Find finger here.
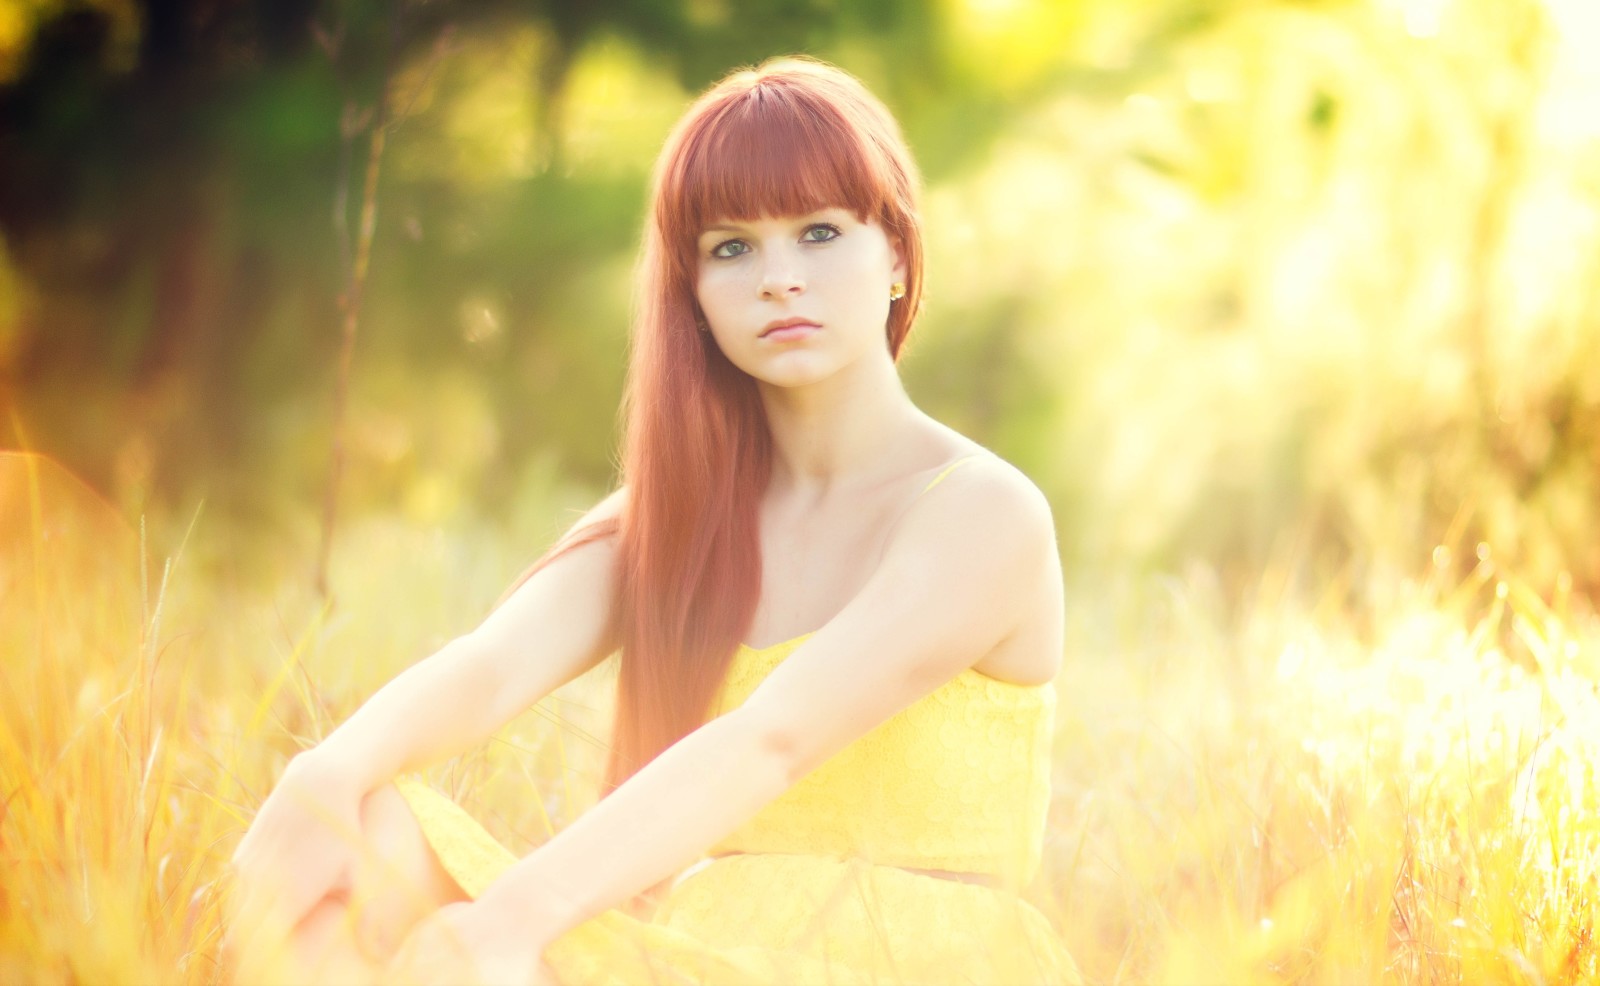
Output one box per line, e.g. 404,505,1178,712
221,894,291,986
265,846,354,934
534,958,561,986
387,933,427,986
390,922,460,986
229,859,314,970
228,857,281,935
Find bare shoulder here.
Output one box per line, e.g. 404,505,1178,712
534,484,627,566
903,451,1056,551
965,452,1051,511
885,451,1061,661
858,451,1058,649
571,483,628,538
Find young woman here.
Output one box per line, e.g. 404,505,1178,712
228,56,1082,985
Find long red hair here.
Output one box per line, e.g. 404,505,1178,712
503,56,926,796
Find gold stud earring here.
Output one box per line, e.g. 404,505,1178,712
889,282,906,302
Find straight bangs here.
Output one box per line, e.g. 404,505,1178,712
663,82,896,250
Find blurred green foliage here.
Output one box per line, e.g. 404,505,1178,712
1,0,1596,603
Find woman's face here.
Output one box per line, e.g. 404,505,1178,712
693,207,906,385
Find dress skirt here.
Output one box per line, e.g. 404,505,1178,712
395,780,1083,985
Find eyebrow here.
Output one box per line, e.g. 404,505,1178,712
698,210,846,236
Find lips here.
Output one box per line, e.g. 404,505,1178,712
761,318,821,338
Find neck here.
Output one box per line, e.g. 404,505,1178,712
756,350,924,500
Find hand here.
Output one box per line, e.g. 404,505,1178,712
389,900,560,986
224,753,365,971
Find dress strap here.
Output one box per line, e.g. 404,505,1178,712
872,453,990,563
918,453,987,495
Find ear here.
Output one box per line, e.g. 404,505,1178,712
888,233,908,284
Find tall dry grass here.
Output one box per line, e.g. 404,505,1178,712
0,452,613,983
5,449,1599,984
1048,551,1600,983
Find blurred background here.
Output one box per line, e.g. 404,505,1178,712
7,3,1600,981
1,0,1597,606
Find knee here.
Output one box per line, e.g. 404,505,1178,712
347,784,463,957
359,784,426,868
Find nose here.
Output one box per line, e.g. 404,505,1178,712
757,244,805,299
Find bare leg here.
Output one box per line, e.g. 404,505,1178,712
347,784,467,957
260,784,467,984
286,896,378,986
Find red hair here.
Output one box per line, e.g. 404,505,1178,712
502,56,926,798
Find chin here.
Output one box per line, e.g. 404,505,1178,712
746,354,839,387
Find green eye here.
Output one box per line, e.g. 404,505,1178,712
710,240,749,259
804,224,842,242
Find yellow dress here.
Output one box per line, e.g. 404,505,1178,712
397,457,1083,985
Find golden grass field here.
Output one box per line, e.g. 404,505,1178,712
5,450,1599,985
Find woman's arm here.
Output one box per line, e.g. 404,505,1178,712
469,461,1059,954
230,489,626,952
303,488,627,791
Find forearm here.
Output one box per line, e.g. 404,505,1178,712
476,708,791,943
305,636,513,793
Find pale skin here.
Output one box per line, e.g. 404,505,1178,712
226,205,1066,986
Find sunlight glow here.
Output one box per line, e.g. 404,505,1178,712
1380,0,1454,38
1406,3,1446,38
1537,0,1600,143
